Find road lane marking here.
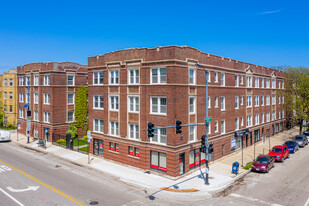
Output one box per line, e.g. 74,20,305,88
0,188,24,206
0,160,85,206
0,165,12,173
230,193,283,206
304,197,309,206
7,186,40,192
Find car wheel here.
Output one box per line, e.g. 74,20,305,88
282,157,285,163
266,167,269,173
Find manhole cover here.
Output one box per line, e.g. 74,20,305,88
89,200,99,205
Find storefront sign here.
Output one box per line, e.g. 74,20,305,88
231,138,236,149
234,128,249,137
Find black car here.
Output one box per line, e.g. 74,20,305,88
294,135,308,147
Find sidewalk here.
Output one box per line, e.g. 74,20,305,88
7,128,299,199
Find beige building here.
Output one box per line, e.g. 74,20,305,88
1,69,17,126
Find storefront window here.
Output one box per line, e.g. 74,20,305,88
189,149,205,170
150,151,167,173
93,139,103,156
109,142,114,151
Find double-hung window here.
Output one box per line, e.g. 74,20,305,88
221,120,225,134
254,77,259,88
67,112,74,122
189,97,196,114
19,109,24,118
129,124,139,140
44,93,50,104
278,80,281,89
255,114,259,125
109,96,119,111
151,128,167,144
19,93,24,102
93,119,104,133
240,75,243,84
110,121,119,136
19,77,24,86
266,79,270,88
151,97,166,115
34,111,39,121
272,95,276,105
261,78,264,88
34,93,38,104
129,69,139,84
109,70,119,85
246,95,252,107
235,75,239,87
128,96,139,112
67,75,74,86
247,115,252,127
241,96,244,105
235,118,239,130
246,76,252,88
261,113,264,123
93,72,103,85
272,111,276,120
214,72,218,82
44,112,50,123
9,92,13,100
34,75,39,86
278,96,281,104
151,68,166,84
272,79,276,89
68,93,75,105
189,69,195,84
25,77,30,86
26,93,30,103
235,96,239,109
261,95,264,106
215,121,218,133
255,95,259,107
266,112,270,122
221,96,225,111
44,75,50,86
221,73,225,86
208,96,211,108
266,95,270,105
189,126,196,142
9,79,13,86
215,97,218,108
93,95,103,109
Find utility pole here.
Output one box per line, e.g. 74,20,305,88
27,77,30,143
205,70,210,185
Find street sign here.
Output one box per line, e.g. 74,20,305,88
204,117,212,123
23,104,29,108
87,130,92,143
231,138,236,149
17,123,21,130
26,119,31,132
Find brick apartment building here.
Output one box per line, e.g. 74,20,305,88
17,62,87,141
87,46,286,178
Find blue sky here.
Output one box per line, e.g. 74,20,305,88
0,0,308,73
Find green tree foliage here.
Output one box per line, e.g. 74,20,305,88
66,123,78,139
74,84,88,136
280,67,309,134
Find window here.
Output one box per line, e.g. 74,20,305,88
215,96,218,108
34,93,38,104
261,95,264,106
261,78,264,88
221,96,225,111
254,95,259,107
44,112,50,123
241,116,244,126
151,151,167,173
109,142,114,151
44,93,50,104
235,75,239,87
44,75,50,86
189,69,195,84
129,69,139,84
4,92,7,100
109,70,119,85
266,79,270,88
235,118,239,130
266,112,270,122
129,124,139,140
151,128,167,144
272,95,276,105
9,79,13,86
207,122,211,134
9,105,13,112
19,93,24,102
19,77,24,86
67,112,74,122
282,96,284,104
151,97,166,114
34,129,39,139
272,111,276,120
261,113,264,123
282,110,285,118
19,109,24,118
34,111,39,121
93,119,104,133
93,95,103,109
128,146,140,157
109,96,119,111
255,114,259,125
282,81,284,89
189,126,196,142
266,95,270,105
241,96,244,105
93,72,104,85
67,75,74,86
151,68,166,84
254,77,259,88
4,79,7,86
26,93,30,103
278,80,281,89
214,72,218,82
240,75,244,84
278,96,281,104
221,73,225,86
67,93,75,105
215,121,218,133
246,95,252,107
247,115,252,127
208,96,211,108
110,121,119,136
9,92,13,100
128,96,139,112
25,77,30,86
4,105,7,112
109,142,119,152
246,76,252,88
207,70,211,82
34,75,39,86
272,79,276,89
221,120,225,134
189,97,196,113
235,96,239,109
278,110,281,119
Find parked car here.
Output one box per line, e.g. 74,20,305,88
303,131,309,142
251,155,275,173
269,145,289,162
0,131,10,142
294,135,308,147
283,140,299,153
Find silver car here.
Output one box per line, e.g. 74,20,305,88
0,131,10,142
294,135,308,147
303,131,309,142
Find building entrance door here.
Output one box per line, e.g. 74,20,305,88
179,153,185,175
44,128,50,142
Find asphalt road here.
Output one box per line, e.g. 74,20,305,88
0,141,170,206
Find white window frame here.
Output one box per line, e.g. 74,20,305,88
128,96,139,112
19,77,24,86
9,92,13,100
246,95,252,108
272,111,276,121
261,95,264,106
255,114,259,125
235,96,239,109
9,79,13,86
151,128,167,145
67,75,75,86
128,69,139,84
189,126,196,142
34,111,39,121
240,75,244,84
93,72,104,85
235,75,239,87
109,121,119,136
43,93,50,105
254,95,259,107
235,117,239,130
25,76,30,86
266,112,270,122
241,96,244,105
272,95,276,105
109,70,119,85
215,96,218,108
221,72,225,86
93,95,104,109
109,95,119,111
207,96,211,109
189,97,196,114
246,76,252,88
129,124,139,140
254,77,259,88
266,95,270,105
261,113,264,123
19,109,24,118
266,79,270,88
93,118,104,133
261,78,264,88
247,115,252,127
221,96,225,111
241,116,244,126
19,93,24,103
221,120,225,134
34,75,39,86
189,68,196,85
67,111,74,122
67,93,75,105
272,79,276,89
26,93,30,103
214,72,218,83
151,68,167,84
44,112,50,123
34,93,38,104
150,97,167,115
44,75,50,86
215,121,218,133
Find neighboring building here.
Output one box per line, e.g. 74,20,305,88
1,69,17,126
17,62,87,141
87,46,286,177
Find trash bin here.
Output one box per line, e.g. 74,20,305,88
232,161,239,175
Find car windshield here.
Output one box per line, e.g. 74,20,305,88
295,136,303,140
271,148,282,153
285,141,295,146
255,157,268,163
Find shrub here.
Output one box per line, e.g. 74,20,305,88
56,139,66,144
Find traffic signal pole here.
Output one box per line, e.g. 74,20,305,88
27,77,30,143
205,70,210,185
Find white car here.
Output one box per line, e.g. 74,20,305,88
0,131,10,142
303,131,309,142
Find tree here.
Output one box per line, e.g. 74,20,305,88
74,84,88,137
280,67,309,134
66,123,78,139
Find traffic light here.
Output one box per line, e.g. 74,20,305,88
208,142,214,154
147,122,154,138
27,110,32,118
175,120,182,134
201,135,206,153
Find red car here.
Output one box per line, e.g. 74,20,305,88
251,155,275,173
268,145,290,162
